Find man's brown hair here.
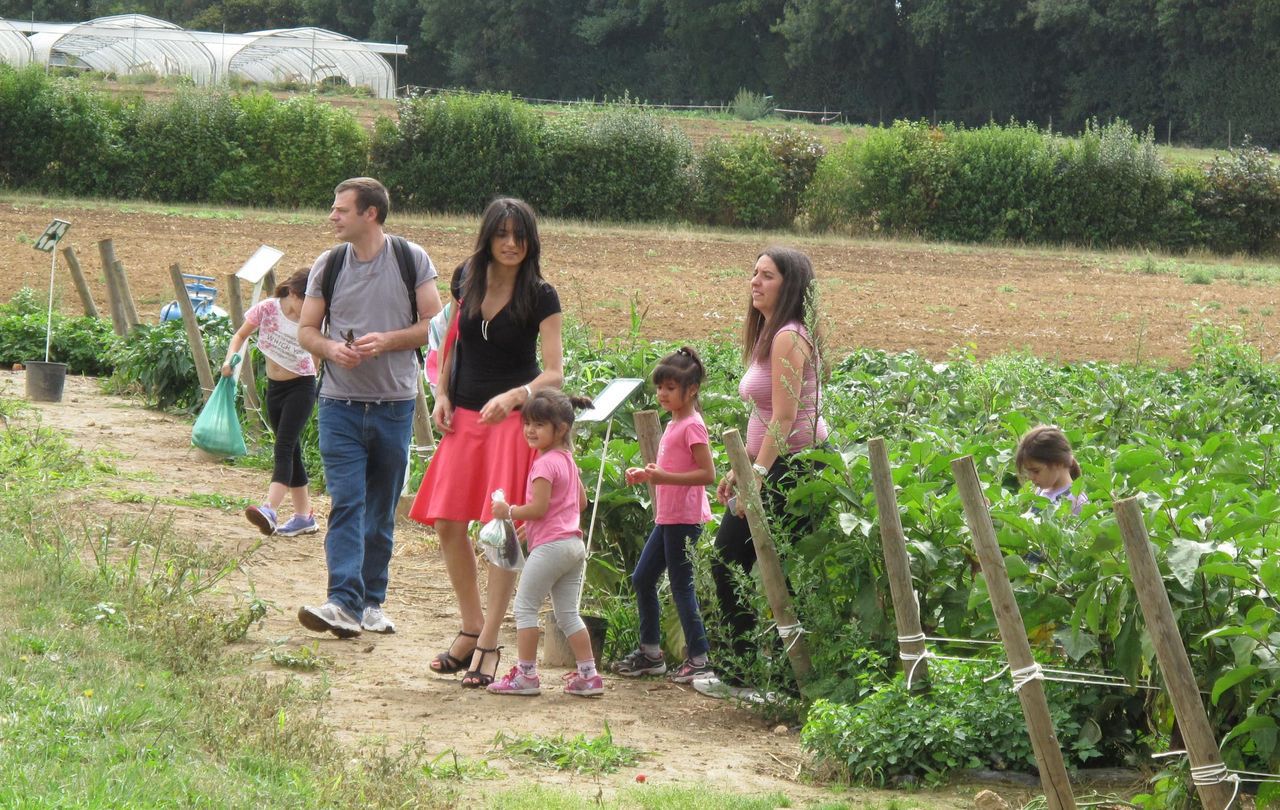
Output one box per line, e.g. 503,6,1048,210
334,177,390,224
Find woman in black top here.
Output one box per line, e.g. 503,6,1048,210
409,197,564,687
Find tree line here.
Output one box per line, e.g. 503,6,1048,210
7,0,1279,147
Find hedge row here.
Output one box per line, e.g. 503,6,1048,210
2,65,1278,253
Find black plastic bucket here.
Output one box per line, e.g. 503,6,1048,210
25,361,67,403
582,614,608,664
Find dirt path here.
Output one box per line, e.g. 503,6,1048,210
1,372,977,807
4,198,1280,365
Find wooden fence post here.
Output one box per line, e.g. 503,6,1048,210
868,437,929,689
952,455,1076,810
723,428,812,683
224,274,261,436
61,246,98,318
634,410,662,514
97,239,127,336
112,260,140,329
168,264,215,403
1115,496,1235,810
412,383,434,453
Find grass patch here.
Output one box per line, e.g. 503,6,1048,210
492,722,641,774
484,784,798,809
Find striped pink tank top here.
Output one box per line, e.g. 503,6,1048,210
738,322,828,457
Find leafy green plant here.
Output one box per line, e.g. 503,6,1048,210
108,315,234,411
492,722,641,774
0,289,118,374
730,88,772,121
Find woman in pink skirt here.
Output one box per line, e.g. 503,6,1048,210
409,197,564,688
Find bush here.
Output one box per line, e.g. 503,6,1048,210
0,289,117,375
731,88,772,121
371,92,545,213
694,134,803,228
0,65,129,196
124,90,248,203
110,317,233,411
539,103,693,222
1194,141,1280,254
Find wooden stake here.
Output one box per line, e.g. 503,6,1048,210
1115,497,1235,810
723,428,812,683
634,410,662,513
868,438,928,689
61,246,98,318
168,264,216,403
224,275,261,434
412,382,434,452
952,455,1076,810
112,260,140,329
97,239,127,337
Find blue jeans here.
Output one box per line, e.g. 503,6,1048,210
632,523,709,658
317,397,414,615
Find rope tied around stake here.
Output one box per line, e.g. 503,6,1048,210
774,622,807,653
1152,748,1280,810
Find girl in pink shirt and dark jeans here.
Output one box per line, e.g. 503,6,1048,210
614,348,717,683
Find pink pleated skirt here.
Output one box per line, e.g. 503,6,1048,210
408,407,534,526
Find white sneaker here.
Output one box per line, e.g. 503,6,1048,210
297,601,362,638
361,604,396,634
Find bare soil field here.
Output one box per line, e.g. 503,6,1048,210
4,197,1279,364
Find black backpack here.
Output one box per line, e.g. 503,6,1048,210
320,235,423,365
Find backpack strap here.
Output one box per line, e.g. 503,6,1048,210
320,243,348,336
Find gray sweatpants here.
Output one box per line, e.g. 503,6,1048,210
513,537,587,638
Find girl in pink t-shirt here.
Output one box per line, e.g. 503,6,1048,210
614,347,717,683
488,388,602,697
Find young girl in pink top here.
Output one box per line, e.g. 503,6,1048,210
487,388,603,698
614,348,717,683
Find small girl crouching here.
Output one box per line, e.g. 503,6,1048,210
488,388,602,697
1016,425,1086,515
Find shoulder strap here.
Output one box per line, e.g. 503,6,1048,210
320,243,348,333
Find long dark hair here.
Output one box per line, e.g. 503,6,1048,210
1016,425,1082,480
274,269,309,299
459,197,545,326
742,246,823,367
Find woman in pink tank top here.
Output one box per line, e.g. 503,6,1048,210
695,246,828,699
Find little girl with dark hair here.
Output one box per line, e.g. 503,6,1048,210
1016,425,1086,515
614,347,717,683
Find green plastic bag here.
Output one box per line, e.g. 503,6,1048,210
192,354,247,457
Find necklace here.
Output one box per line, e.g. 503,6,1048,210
481,318,491,341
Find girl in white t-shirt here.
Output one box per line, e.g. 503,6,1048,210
222,270,319,537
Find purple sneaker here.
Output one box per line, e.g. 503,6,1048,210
563,671,604,697
487,666,541,696
276,512,318,537
245,504,277,536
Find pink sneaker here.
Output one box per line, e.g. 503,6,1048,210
487,666,541,696
563,670,604,697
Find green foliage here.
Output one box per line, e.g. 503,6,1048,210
371,92,546,213
0,289,117,375
694,135,787,228
731,89,772,121
540,103,694,222
1195,141,1280,254
109,317,234,411
492,723,640,774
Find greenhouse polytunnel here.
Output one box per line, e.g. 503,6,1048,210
29,14,215,83
0,18,34,68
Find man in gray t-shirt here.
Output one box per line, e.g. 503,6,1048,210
295,177,443,639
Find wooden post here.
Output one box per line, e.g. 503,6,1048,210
97,239,127,336
1115,497,1235,810
112,260,140,329
61,246,98,318
868,437,928,689
723,428,812,683
952,455,1076,810
412,382,434,452
168,264,216,403
224,275,261,435
634,410,662,513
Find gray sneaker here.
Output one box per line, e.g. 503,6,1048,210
298,601,362,638
361,604,396,634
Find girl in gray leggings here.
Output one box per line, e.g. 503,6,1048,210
486,389,603,697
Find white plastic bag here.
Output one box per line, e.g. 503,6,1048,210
478,489,524,571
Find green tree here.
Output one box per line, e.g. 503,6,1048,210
660,0,788,102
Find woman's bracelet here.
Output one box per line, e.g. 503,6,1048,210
522,384,533,401
752,463,768,477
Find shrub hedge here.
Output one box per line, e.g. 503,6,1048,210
2,65,1279,253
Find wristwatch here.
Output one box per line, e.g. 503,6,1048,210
751,463,768,477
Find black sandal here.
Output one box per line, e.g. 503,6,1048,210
461,646,502,689
430,631,479,675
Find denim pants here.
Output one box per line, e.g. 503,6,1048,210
317,396,414,615
633,523,709,658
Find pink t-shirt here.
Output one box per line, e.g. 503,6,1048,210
739,322,828,456
655,413,712,525
245,298,316,377
523,448,583,550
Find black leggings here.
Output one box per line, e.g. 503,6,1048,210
266,376,316,488
710,453,823,684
